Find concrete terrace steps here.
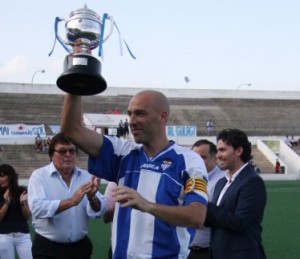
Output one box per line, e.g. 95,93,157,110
169,98,300,135
0,144,88,178
0,93,130,125
251,146,275,174
0,144,275,179
0,92,300,136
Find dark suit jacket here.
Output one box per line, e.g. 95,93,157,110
205,164,267,259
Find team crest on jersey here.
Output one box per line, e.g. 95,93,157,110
185,177,207,194
161,158,172,171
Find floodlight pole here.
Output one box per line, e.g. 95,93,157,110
236,83,251,90
31,69,45,84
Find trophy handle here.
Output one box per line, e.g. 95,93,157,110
49,17,71,56
102,15,114,42
98,13,115,57
97,13,136,59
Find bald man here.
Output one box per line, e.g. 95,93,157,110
61,90,208,258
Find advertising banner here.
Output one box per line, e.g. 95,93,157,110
166,125,197,137
0,124,46,138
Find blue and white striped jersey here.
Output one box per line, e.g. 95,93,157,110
88,136,208,259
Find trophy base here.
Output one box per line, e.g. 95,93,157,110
57,54,107,96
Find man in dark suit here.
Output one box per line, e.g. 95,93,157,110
205,128,267,259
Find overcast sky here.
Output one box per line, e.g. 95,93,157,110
1,0,300,91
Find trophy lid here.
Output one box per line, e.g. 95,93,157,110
69,4,100,22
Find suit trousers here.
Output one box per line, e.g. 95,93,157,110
187,246,210,259
32,233,92,259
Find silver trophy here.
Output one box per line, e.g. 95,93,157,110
52,5,114,95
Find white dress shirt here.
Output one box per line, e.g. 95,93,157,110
216,163,248,206
28,162,107,243
190,165,224,248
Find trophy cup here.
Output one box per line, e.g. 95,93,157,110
50,5,114,95
49,4,136,95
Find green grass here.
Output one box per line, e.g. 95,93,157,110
87,185,112,259
263,181,300,259
88,218,111,259
28,181,300,259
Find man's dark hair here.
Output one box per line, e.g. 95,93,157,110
48,133,78,159
192,139,217,157
216,128,252,163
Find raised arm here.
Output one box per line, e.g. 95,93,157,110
60,94,103,157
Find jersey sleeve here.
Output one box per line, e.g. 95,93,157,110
88,136,139,182
183,150,208,206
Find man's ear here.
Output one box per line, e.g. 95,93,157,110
160,111,168,123
235,146,243,158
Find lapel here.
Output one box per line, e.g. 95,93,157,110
218,164,252,207
212,177,227,204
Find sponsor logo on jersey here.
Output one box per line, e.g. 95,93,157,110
141,163,159,170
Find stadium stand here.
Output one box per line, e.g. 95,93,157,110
0,83,300,179
0,144,89,178
1,92,300,136
168,98,300,136
0,143,274,179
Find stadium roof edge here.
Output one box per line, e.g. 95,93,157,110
0,82,300,100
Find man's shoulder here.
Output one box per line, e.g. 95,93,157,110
210,166,225,179
172,142,191,152
103,135,141,156
171,144,208,178
173,144,206,163
29,164,52,181
240,165,265,184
